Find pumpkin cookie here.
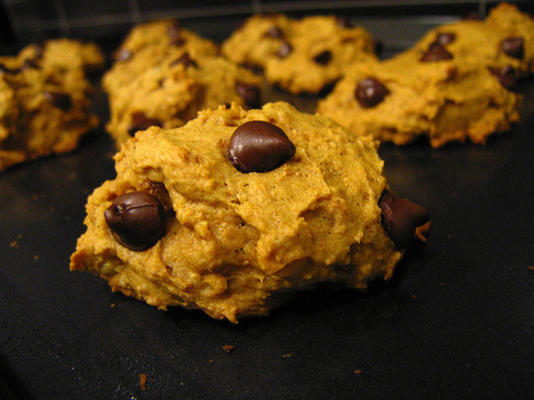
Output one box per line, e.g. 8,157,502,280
407,2,534,79
70,102,429,322
0,39,101,171
317,51,522,147
222,14,377,94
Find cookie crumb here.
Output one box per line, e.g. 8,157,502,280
34,255,39,261
138,373,147,391
281,353,294,358
10,240,19,248
208,359,214,363
410,294,417,299
222,344,235,353
354,369,362,375
528,266,534,271
110,303,116,308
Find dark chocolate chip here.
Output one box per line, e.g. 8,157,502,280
128,112,162,136
277,41,292,59
114,48,132,62
168,19,185,46
235,81,261,108
435,32,456,46
355,78,389,108
105,191,166,251
43,91,72,111
420,43,453,62
170,52,198,68
379,189,429,249
21,58,39,70
264,26,284,39
228,121,295,173
489,65,517,90
335,16,352,28
501,37,524,59
313,50,332,66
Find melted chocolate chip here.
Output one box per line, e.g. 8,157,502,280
170,52,198,68
105,191,166,251
420,43,453,62
313,50,332,66
167,19,185,46
228,121,295,173
277,41,292,59
264,26,284,39
355,78,389,108
43,91,72,111
379,189,429,249
435,32,456,46
501,37,524,59
128,112,162,136
114,48,132,62
489,66,517,90
235,81,261,108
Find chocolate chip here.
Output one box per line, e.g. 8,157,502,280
170,52,198,68
489,65,516,90
105,191,166,251
277,41,292,59
379,189,429,249
335,16,352,28
228,121,295,173
128,112,162,136
501,37,524,59
435,32,456,46
235,81,261,108
355,78,389,108
313,50,332,66
113,48,132,62
420,43,453,62
167,19,185,46
43,91,72,111
264,26,284,39
21,58,39,70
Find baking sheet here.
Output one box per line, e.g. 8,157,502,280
1,19,534,400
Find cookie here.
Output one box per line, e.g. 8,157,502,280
317,52,522,147
105,51,262,146
0,40,101,171
103,19,219,96
222,14,377,94
70,102,429,322
18,38,105,75
407,2,534,79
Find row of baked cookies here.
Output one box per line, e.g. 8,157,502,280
318,2,534,147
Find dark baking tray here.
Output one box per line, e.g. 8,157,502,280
1,16,534,400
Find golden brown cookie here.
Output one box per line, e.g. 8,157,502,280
70,102,429,322
105,51,262,146
0,40,101,171
222,14,377,94
317,49,522,148
407,2,534,79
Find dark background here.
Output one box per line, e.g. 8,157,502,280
1,1,534,399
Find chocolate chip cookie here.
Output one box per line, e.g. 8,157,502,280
0,39,102,171
70,102,429,322
317,55,522,147
103,19,262,146
408,2,534,81
222,14,377,94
